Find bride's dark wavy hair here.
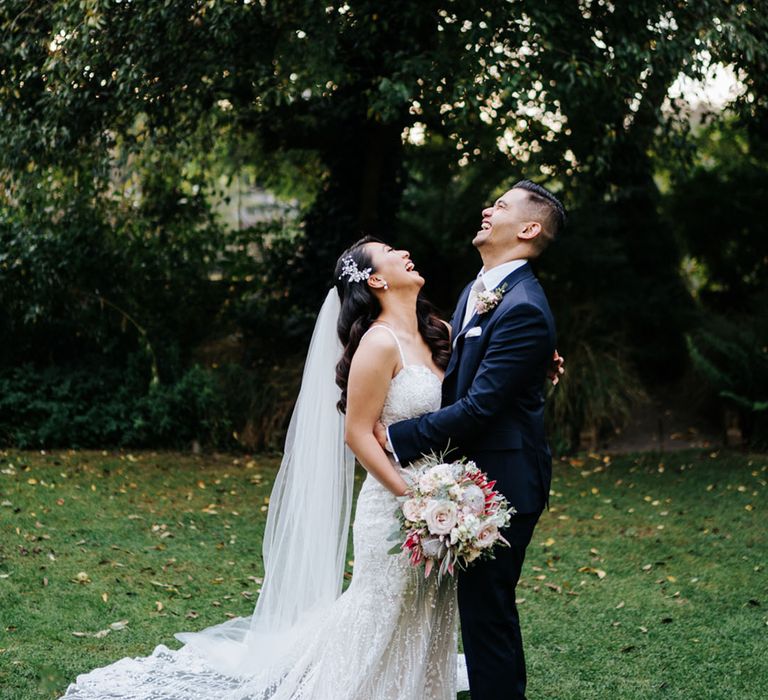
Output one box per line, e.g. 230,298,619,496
334,236,450,413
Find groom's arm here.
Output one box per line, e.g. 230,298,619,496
387,303,550,465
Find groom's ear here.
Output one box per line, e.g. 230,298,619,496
518,221,542,241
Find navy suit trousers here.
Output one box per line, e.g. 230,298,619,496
458,510,542,700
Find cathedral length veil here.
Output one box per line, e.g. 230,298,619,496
175,288,356,678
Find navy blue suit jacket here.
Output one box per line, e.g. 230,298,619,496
388,262,555,514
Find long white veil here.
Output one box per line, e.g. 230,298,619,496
175,288,355,676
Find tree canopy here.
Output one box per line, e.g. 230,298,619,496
1,1,766,448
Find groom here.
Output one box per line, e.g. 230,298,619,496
377,180,564,699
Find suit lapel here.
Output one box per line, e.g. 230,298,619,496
445,262,535,381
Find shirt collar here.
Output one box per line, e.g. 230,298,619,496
478,259,528,291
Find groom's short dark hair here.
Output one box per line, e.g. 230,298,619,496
512,180,566,249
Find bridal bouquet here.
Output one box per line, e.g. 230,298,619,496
389,456,516,580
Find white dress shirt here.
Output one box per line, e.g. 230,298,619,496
386,258,528,463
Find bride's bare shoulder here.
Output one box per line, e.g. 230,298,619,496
348,326,400,388
356,325,399,361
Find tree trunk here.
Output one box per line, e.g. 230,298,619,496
294,119,406,305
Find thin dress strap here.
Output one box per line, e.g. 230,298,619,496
361,323,408,367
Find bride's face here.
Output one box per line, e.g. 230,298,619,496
365,242,424,291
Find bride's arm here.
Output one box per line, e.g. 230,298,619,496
344,331,411,497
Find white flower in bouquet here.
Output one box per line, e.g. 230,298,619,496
448,484,463,500
461,484,486,515
451,514,479,544
424,499,458,536
418,471,439,494
419,464,455,494
490,510,512,529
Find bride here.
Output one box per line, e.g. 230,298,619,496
61,236,467,699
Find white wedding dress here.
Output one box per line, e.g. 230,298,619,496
61,325,467,699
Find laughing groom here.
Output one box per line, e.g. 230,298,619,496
377,180,565,699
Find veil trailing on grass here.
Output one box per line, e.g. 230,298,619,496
175,288,356,676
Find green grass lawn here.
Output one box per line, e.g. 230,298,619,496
0,448,766,700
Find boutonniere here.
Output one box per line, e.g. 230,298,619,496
475,283,508,315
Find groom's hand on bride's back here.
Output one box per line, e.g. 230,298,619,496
548,350,565,386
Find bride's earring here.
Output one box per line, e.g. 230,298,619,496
382,280,389,290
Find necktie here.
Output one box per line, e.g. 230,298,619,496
462,276,486,329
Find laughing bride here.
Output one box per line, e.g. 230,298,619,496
62,236,468,699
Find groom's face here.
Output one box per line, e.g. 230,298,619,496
474,188,531,251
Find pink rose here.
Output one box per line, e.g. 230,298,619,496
424,499,458,536
402,498,425,523
475,522,499,549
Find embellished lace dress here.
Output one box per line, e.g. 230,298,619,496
61,325,466,699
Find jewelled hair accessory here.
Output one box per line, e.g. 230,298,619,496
339,255,372,283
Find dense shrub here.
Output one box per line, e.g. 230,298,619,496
686,310,768,447
0,360,232,449
545,305,648,453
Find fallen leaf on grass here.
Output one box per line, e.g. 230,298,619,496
578,566,606,579
150,580,179,593
72,620,128,638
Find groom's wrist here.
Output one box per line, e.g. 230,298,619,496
385,427,400,464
